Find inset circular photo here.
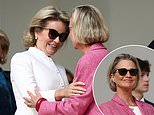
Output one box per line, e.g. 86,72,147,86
93,45,154,114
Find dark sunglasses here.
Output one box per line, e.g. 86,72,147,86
43,28,69,42
114,68,138,76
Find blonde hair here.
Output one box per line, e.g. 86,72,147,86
0,29,10,64
24,6,69,48
107,54,140,92
71,4,109,44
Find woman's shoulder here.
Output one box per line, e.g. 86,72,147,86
137,100,154,109
11,50,31,63
56,64,65,71
99,100,115,109
77,48,109,69
12,50,28,59
98,100,117,114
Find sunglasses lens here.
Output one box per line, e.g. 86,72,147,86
59,33,69,42
48,29,69,42
130,69,138,76
48,29,59,40
117,68,138,76
118,69,127,76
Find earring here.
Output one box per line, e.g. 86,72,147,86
0,58,5,64
35,36,38,40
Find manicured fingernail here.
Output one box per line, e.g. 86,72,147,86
82,83,85,85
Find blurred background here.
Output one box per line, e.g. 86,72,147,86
0,0,154,75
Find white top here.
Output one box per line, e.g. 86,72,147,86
11,47,69,115
129,106,142,115
136,96,145,102
140,97,145,102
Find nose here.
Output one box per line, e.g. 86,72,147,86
125,71,132,77
143,75,149,81
53,36,60,43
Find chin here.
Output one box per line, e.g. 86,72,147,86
143,88,149,92
73,43,79,49
74,47,78,49
73,44,78,49
48,51,56,56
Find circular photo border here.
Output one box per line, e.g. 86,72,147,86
93,45,154,113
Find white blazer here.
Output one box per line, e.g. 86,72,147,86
11,47,69,115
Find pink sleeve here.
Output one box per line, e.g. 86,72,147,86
38,57,97,115
38,44,108,115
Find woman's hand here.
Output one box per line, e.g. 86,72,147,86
23,90,42,108
55,82,86,101
24,81,86,107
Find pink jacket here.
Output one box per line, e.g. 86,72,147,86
38,43,109,115
99,94,154,115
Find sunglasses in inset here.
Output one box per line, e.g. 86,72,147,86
115,68,138,76
43,28,69,42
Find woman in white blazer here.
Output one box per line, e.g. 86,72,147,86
11,6,85,115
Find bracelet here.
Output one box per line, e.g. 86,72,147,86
35,98,47,111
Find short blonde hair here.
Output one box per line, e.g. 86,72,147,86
0,29,10,64
71,4,109,44
107,54,140,92
24,6,69,48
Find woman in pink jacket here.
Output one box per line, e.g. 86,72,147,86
99,54,154,115
24,4,109,115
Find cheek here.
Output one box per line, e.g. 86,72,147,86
69,31,74,41
133,77,138,86
113,74,122,82
111,75,119,84
37,30,49,41
69,34,76,44
59,42,63,48
138,78,142,84
114,78,120,84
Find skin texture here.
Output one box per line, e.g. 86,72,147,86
35,21,64,56
133,71,149,100
24,81,86,108
111,59,138,106
23,18,92,109
23,20,86,106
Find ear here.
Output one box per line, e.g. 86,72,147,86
111,74,115,82
34,32,38,39
34,28,41,38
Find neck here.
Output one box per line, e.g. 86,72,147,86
132,90,143,100
117,88,136,106
78,44,91,54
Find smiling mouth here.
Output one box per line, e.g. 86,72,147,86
123,79,134,83
144,84,149,87
48,43,58,48
125,81,133,83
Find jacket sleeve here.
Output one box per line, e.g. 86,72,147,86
11,53,56,101
38,57,96,115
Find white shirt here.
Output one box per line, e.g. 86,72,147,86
11,47,69,115
129,106,142,115
140,97,145,102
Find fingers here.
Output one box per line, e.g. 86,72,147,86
35,90,42,97
66,82,86,96
72,82,85,86
70,82,86,92
23,97,34,108
71,89,85,95
24,101,32,107
72,86,86,92
27,91,38,106
27,91,35,99
23,97,31,103
23,90,42,108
